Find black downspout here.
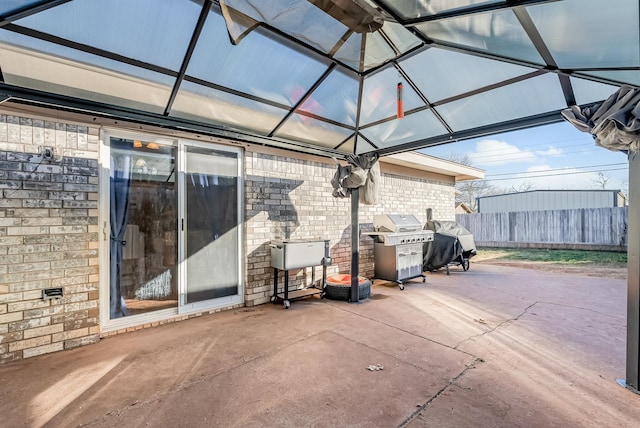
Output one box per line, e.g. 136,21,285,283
350,187,360,303
622,151,640,393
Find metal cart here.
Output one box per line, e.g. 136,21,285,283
270,239,331,308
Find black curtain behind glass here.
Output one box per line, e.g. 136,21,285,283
186,172,238,302
110,154,131,318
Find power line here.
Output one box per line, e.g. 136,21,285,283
485,162,628,177
442,135,593,157
483,167,628,182
468,142,629,163
468,147,602,164
456,134,590,153
465,142,594,160
436,144,612,165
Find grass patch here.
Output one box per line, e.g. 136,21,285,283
475,247,627,267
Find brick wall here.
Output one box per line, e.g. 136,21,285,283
0,114,100,363
244,149,455,306
0,110,456,362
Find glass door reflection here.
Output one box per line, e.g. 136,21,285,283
109,137,178,319
183,145,242,305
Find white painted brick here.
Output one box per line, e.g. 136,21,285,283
8,335,51,352
64,300,98,312
52,327,88,342
23,323,64,339
7,299,50,313
0,112,99,363
0,293,22,304
23,342,64,358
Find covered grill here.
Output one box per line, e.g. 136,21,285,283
423,220,477,275
365,214,434,290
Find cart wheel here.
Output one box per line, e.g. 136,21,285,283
462,259,470,271
284,300,290,309
422,276,426,283
445,265,450,275
399,284,405,291
270,296,277,303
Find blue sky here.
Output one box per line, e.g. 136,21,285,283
420,121,629,194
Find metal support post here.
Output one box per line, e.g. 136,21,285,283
350,188,360,303
622,150,640,393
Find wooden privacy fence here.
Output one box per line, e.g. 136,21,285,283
456,207,628,250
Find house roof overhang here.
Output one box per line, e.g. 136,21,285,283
382,151,484,181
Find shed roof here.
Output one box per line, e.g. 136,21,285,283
0,0,635,158
477,189,625,200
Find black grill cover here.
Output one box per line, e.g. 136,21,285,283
423,220,477,271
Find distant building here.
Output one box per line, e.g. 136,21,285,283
477,190,627,213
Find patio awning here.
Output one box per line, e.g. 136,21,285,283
0,0,637,158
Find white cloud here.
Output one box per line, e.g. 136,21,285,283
469,139,536,166
535,145,563,157
466,140,564,167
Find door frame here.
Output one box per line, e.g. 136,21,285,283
177,139,245,314
99,129,245,332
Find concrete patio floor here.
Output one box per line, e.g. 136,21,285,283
1,263,639,427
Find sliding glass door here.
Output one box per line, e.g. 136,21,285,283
180,143,243,311
104,133,243,327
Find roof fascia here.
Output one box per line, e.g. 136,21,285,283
381,151,485,181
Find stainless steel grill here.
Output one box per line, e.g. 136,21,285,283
365,214,433,290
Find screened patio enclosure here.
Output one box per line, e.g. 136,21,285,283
0,0,637,157
1,0,640,392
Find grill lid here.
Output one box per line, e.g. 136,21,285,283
374,214,422,233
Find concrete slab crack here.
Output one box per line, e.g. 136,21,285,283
80,351,270,427
453,301,539,350
327,302,476,358
537,301,624,319
397,357,485,428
